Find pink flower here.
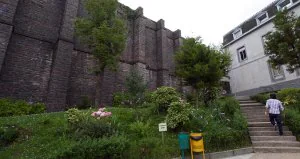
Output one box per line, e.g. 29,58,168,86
91,107,112,118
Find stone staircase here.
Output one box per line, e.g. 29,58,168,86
237,96,300,153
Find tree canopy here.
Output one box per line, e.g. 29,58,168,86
265,9,300,72
75,0,126,73
175,37,231,104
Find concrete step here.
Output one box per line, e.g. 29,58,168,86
247,118,269,122
240,103,264,107
248,122,273,127
245,115,268,119
248,127,289,131
249,131,293,136
252,141,300,147
251,136,296,141
242,110,266,114
235,96,251,101
242,112,268,118
253,147,300,153
240,107,265,111
239,100,257,104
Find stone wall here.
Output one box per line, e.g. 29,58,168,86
0,0,183,111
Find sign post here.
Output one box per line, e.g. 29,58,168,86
158,123,167,144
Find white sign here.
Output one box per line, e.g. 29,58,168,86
159,123,167,132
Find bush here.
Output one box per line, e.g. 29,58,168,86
56,136,129,159
66,108,114,139
166,101,193,130
284,109,300,140
0,98,46,117
149,86,180,113
250,93,269,104
0,125,19,147
129,120,151,138
184,97,250,152
112,92,130,107
278,88,300,110
217,97,240,119
76,96,92,110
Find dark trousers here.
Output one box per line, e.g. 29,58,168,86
269,113,283,135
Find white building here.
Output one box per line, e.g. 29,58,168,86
223,0,300,96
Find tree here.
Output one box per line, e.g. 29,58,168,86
265,9,300,72
75,0,126,105
125,68,147,106
175,37,231,106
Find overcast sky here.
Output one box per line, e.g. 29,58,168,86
119,0,275,45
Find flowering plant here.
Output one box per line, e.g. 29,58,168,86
91,107,112,118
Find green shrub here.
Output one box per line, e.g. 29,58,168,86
0,125,19,147
76,96,92,110
250,93,269,104
129,120,151,138
56,136,129,159
184,97,250,152
112,92,131,107
217,97,240,119
166,101,193,130
284,109,300,140
0,98,46,117
66,108,114,139
278,88,300,110
149,86,180,113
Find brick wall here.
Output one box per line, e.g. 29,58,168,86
0,0,182,111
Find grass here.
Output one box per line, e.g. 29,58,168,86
0,99,251,158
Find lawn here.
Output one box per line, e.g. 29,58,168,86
0,97,251,159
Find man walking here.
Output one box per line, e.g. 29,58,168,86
265,93,284,136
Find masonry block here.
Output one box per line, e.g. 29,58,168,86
46,40,74,111
0,34,53,102
59,0,80,42
0,0,19,24
13,0,65,43
0,23,13,72
67,51,97,107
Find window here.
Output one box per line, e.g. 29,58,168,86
268,63,285,81
256,12,269,25
237,46,247,62
233,28,242,39
276,0,293,11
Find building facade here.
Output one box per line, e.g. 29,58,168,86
0,0,182,111
223,0,300,96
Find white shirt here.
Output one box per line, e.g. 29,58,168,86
266,99,284,114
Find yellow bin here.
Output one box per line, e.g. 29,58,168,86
190,133,205,159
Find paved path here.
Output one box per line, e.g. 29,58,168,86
224,153,300,159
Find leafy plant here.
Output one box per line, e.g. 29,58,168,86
129,120,151,138
265,9,300,72
66,108,114,139
0,125,19,147
76,96,92,110
56,136,129,159
0,98,46,117
175,37,231,106
149,86,180,113
125,68,148,106
166,101,193,130
75,0,126,105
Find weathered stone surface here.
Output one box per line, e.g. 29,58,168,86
0,34,53,102
13,0,65,43
67,51,97,107
0,2,182,111
0,23,12,72
0,0,19,24
46,40,74,111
